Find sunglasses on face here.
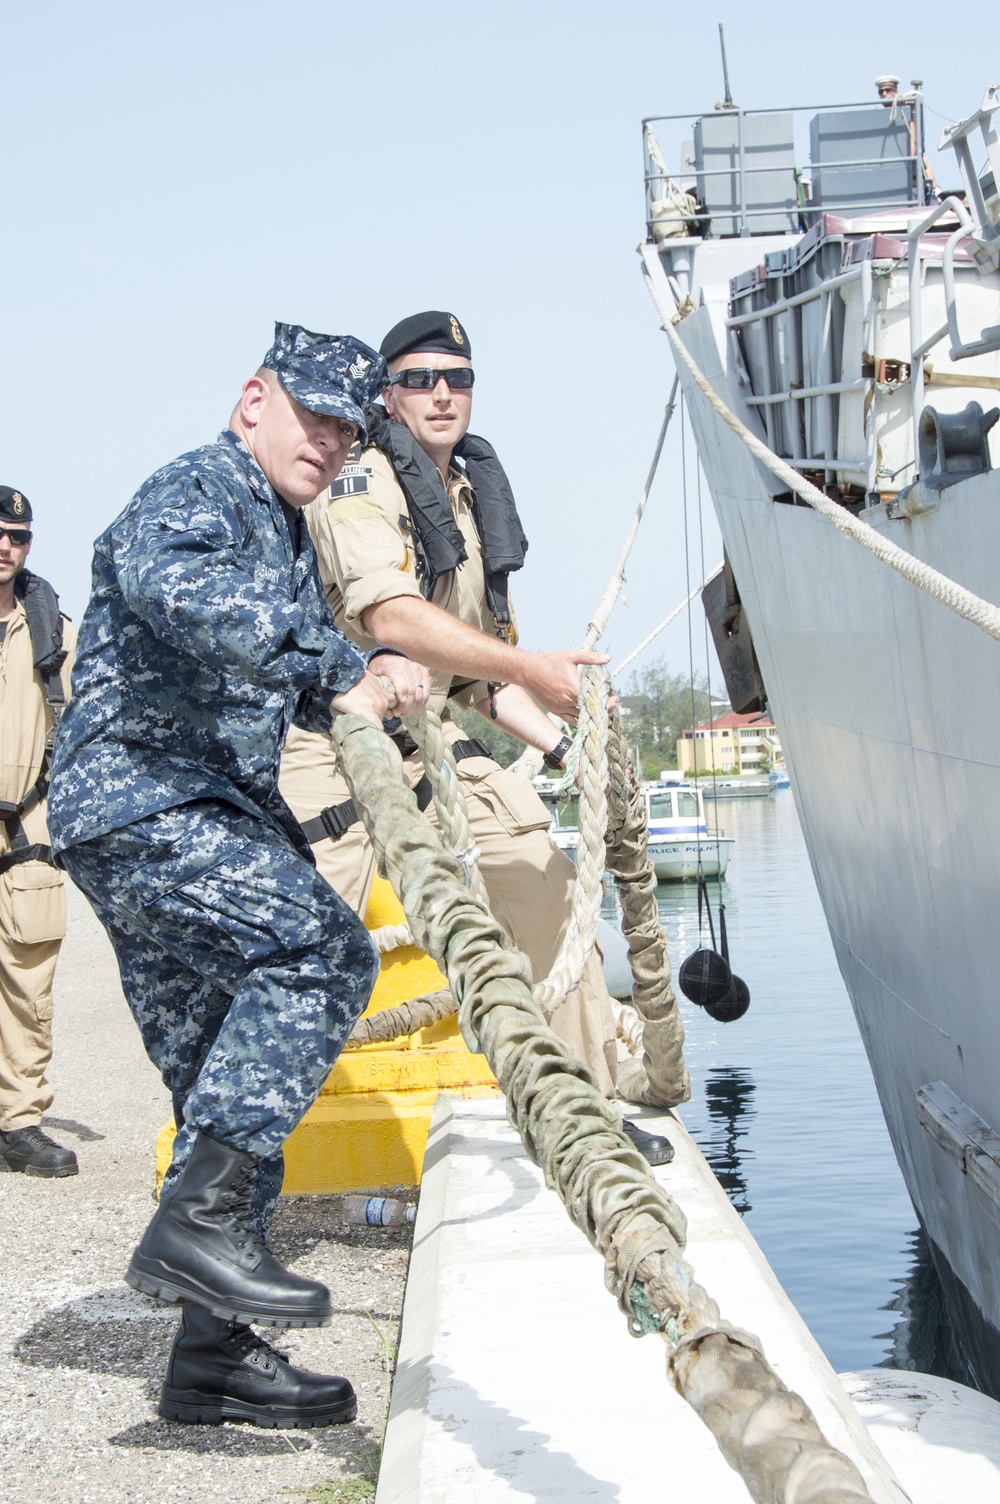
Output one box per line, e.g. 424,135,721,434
0,526,31,546
388,367,475,391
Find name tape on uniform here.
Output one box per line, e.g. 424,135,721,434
331,465,374,500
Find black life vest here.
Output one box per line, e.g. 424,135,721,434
0,571,68,873
364,408,528,632
14,569,68,722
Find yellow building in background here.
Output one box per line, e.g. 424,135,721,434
677,711,782,777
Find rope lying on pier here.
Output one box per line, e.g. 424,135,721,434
641,241,1000,644
333,711,888,1504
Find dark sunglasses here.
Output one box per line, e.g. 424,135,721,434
388,367,475,390
0,525,31,545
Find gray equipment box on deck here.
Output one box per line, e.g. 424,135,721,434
810,106,915,211
693,113,797,236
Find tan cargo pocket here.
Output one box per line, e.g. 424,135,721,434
463,763,554,837
8,864,67,945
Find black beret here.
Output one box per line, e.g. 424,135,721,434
0,486,31,524
380,311,471,363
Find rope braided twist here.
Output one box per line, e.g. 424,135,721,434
604,715,689,1108
332,713,887,1504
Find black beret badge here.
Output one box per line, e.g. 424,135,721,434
11,492,24,516
449,315,465,348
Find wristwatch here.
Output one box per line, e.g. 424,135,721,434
543,734,573,772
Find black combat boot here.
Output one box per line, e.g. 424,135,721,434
159,1303,357,1428
0,1125,79,1178
622,1118,675,1166
126,1130,331,1327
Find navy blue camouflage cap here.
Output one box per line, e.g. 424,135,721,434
262,323,388,442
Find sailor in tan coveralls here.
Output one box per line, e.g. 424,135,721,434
0,486,78,1177
281,311,673,1164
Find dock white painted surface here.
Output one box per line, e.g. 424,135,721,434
376,1096,916,1503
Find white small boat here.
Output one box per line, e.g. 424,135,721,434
644,780,734,879
542,778,732,882
701,777,775,800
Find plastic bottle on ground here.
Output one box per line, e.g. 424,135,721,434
342,1195,416,1226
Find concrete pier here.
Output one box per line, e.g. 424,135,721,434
375,1096,1000,1503
0,884,411,1504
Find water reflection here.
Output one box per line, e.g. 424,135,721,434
878,1227,974,1386
696,1068,756,1214
601,793,971,1379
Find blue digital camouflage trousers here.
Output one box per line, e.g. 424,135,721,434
60,799,378,1236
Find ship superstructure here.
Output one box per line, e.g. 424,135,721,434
640,86,1000,1394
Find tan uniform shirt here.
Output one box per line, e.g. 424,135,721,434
278,447,620,1101
0,597,76,1128
0,603,76,856
305,446,514,713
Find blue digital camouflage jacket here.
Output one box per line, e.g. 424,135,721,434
48,430,367,856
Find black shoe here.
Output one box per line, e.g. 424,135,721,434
126,1130,331,1328
159,1303,356,1429
0,1125,79,1178
621,1118,675,1166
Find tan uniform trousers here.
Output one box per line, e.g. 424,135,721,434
279,721,619,1100
1,603,73,1131
0,827,67,1131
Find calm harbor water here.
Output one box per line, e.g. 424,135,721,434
606,788,971,1383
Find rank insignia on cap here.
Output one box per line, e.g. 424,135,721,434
449,315,465,347
12,493,24,515
349,354,372,379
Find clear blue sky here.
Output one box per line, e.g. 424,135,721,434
4,1,988,684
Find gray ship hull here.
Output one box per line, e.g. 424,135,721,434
674,308,1000,1395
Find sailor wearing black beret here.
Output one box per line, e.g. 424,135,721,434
0,481,79,1182
280,310,675,1166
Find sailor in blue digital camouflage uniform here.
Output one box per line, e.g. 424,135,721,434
47,323,432,1431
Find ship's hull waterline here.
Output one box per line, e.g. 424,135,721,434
674,307,1000,1397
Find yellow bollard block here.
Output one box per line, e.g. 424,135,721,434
155,875,498,1196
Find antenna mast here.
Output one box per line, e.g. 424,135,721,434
718,23,734,109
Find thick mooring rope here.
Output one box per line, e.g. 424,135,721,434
603,717,689,1109
640,241,1000,644
343,673,691,1110
367,921,416,954
344,988,454,1050
332,714,890,1504
532,666,610,1018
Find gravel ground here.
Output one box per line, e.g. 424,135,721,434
0,882,414,1504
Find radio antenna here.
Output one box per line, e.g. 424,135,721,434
718,23,734,108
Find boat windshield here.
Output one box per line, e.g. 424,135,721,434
648,794,674,820
676,791,699,817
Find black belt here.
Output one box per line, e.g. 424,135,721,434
300,737,495,846
0,764,55,876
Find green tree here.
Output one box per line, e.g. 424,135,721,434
444,656,719,778
619,659,712,779
449,704,525,767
